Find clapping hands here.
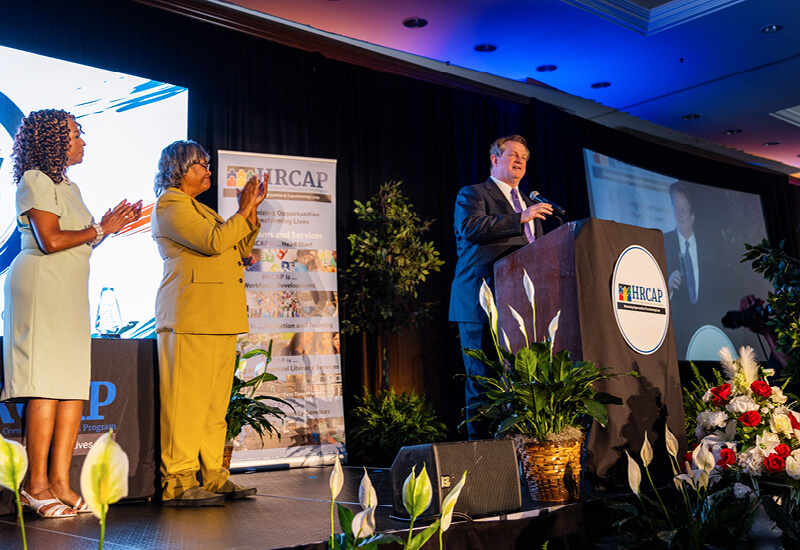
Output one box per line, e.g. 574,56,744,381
237,173,268,222
100,200,143,234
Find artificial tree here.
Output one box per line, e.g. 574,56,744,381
342,181,444,394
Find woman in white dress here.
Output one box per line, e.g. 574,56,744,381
1,109,141,518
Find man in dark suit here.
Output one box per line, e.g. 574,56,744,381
663,181,723,359
449,135,552,439
663,181,714,304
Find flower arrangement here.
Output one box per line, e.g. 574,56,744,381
690,345,800,544
606,346,800,548
463,272,635,441
692,346,799,480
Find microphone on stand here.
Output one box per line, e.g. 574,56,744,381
529,191,566,217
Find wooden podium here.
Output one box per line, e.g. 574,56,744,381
495,218,686,488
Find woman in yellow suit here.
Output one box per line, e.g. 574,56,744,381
152,140,266,506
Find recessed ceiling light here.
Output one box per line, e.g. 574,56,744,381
591,82,611,89
725,128,743,135
764,141,781,146
536,65,557,72
761,24,783,33
402,17,428,29
473,43,497,53
682,114,701,120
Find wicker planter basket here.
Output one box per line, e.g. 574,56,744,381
518,434,584,502
222,441,235,470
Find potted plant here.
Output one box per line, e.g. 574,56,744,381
347,387,447,465
464,273,636,501
223,342,294,468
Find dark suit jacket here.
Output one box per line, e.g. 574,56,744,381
663,228,716,304
449,179,543,323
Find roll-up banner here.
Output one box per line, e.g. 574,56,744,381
218,151,345,468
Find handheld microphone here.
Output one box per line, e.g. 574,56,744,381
529,191,566,217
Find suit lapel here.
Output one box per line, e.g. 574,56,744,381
483,179,514,214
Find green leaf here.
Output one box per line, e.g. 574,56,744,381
405,519,440,550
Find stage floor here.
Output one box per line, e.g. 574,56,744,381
0,464,785,550
0,464,551,550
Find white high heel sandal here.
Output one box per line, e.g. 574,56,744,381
20,489,77,519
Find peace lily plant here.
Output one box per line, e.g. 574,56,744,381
603,424,761,549
0,434,28,550
464,271,635,442
327,455,466,549
1,429,128,550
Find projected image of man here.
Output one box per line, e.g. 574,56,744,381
664,182,707,304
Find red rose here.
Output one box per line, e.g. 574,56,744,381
710,384,731,406
716,448,736,469
775,444,792,458
751,380,772,398
790,413,800,432
738,410,762,427
764,453,786,473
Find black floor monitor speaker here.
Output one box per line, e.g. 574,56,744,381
390,439,521,519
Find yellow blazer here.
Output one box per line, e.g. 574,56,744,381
152,188,259,334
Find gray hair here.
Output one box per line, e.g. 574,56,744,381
154,140,208,196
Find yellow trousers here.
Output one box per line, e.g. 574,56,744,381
157,332,236,500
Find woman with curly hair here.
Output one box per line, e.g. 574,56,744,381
1,109,142,518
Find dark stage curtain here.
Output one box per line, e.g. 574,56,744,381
2,0,797,436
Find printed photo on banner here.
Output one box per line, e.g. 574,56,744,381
246,291,338,319
267,331,341,357
245,248,337,273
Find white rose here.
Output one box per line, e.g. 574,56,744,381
771,413,794,438
727,396,759,414
770,386,787,404
702,388,713,403
786,456,800,480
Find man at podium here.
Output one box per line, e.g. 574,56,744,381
449,135,553,439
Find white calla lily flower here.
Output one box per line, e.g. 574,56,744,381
640,432,653,468
478,280,499,336
351,505,376,539
509,305,528,345
402,465,432,519
440,471,467,532
359,468,377,509
625,451,641,495
692,444,715,474
79,432,129,519
523,269,535,305
664,424,679,461
522,269,537,340
548,310,561,346
0,435,28,492
501,329,512,353
330,454,344,500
